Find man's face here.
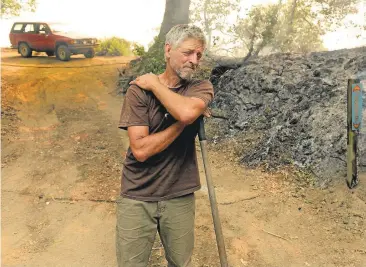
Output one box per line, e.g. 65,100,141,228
166,38,204,81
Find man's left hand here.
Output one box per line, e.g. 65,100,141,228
129,73,160,91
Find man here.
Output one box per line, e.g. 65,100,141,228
116,24,214,267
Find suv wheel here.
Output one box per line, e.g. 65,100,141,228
56,45,71,61
46,52,55,57
19,43,32,58
84,49,95,58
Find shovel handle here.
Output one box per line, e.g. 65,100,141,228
198,116,206,141
197,116,228,267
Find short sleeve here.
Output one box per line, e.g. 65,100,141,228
118,85,149,130
185,80,214,106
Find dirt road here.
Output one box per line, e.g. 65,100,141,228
2,50,366,267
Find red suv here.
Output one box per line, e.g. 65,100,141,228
9,22,99,61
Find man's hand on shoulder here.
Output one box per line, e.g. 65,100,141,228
129,73,160,91
130,74,212,124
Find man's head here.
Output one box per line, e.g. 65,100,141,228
164,24,206,81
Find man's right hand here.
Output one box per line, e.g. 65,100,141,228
203,108,211,118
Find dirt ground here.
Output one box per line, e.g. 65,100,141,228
1,49,366,267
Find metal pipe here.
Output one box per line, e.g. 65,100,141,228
198,117,228,267
347,79,360,188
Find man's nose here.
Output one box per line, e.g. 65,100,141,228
189,53,198,65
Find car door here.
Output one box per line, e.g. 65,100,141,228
37,23,54,51
22,23,39,50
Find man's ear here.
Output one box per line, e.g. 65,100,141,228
164,43,172,60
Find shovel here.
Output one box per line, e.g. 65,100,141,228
198,117,228,267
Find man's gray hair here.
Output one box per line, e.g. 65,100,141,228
165,24,206,48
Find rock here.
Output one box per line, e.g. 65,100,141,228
234,121,249,130
209,46,366,184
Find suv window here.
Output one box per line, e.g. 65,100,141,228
24,24,35,33
38,24,50,34
12,23,24,32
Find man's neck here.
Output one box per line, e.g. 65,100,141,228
159,69,184,89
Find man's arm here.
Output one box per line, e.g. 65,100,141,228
128,122,185,162
129,74,212,125
151,82,206,125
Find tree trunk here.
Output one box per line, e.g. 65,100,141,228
242,44,254,63
241,21,258,65
157,0,191,41
147,0,191,55
253,43,264,56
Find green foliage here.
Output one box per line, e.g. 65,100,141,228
230,3,279,55
231,0,358,55
95,37,133,56
1,0,36,18
137,55,166,74
132,43,146,57
190,0,240,50
271,0,330,52
310,0,359,30
132,37,166,75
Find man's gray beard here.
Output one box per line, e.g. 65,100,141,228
176,68,194,82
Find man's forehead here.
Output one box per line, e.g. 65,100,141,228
176,38,204,51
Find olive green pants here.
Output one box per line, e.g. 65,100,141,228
116,194,195,267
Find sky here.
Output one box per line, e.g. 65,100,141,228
0,0,365,51
0,0,166,49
